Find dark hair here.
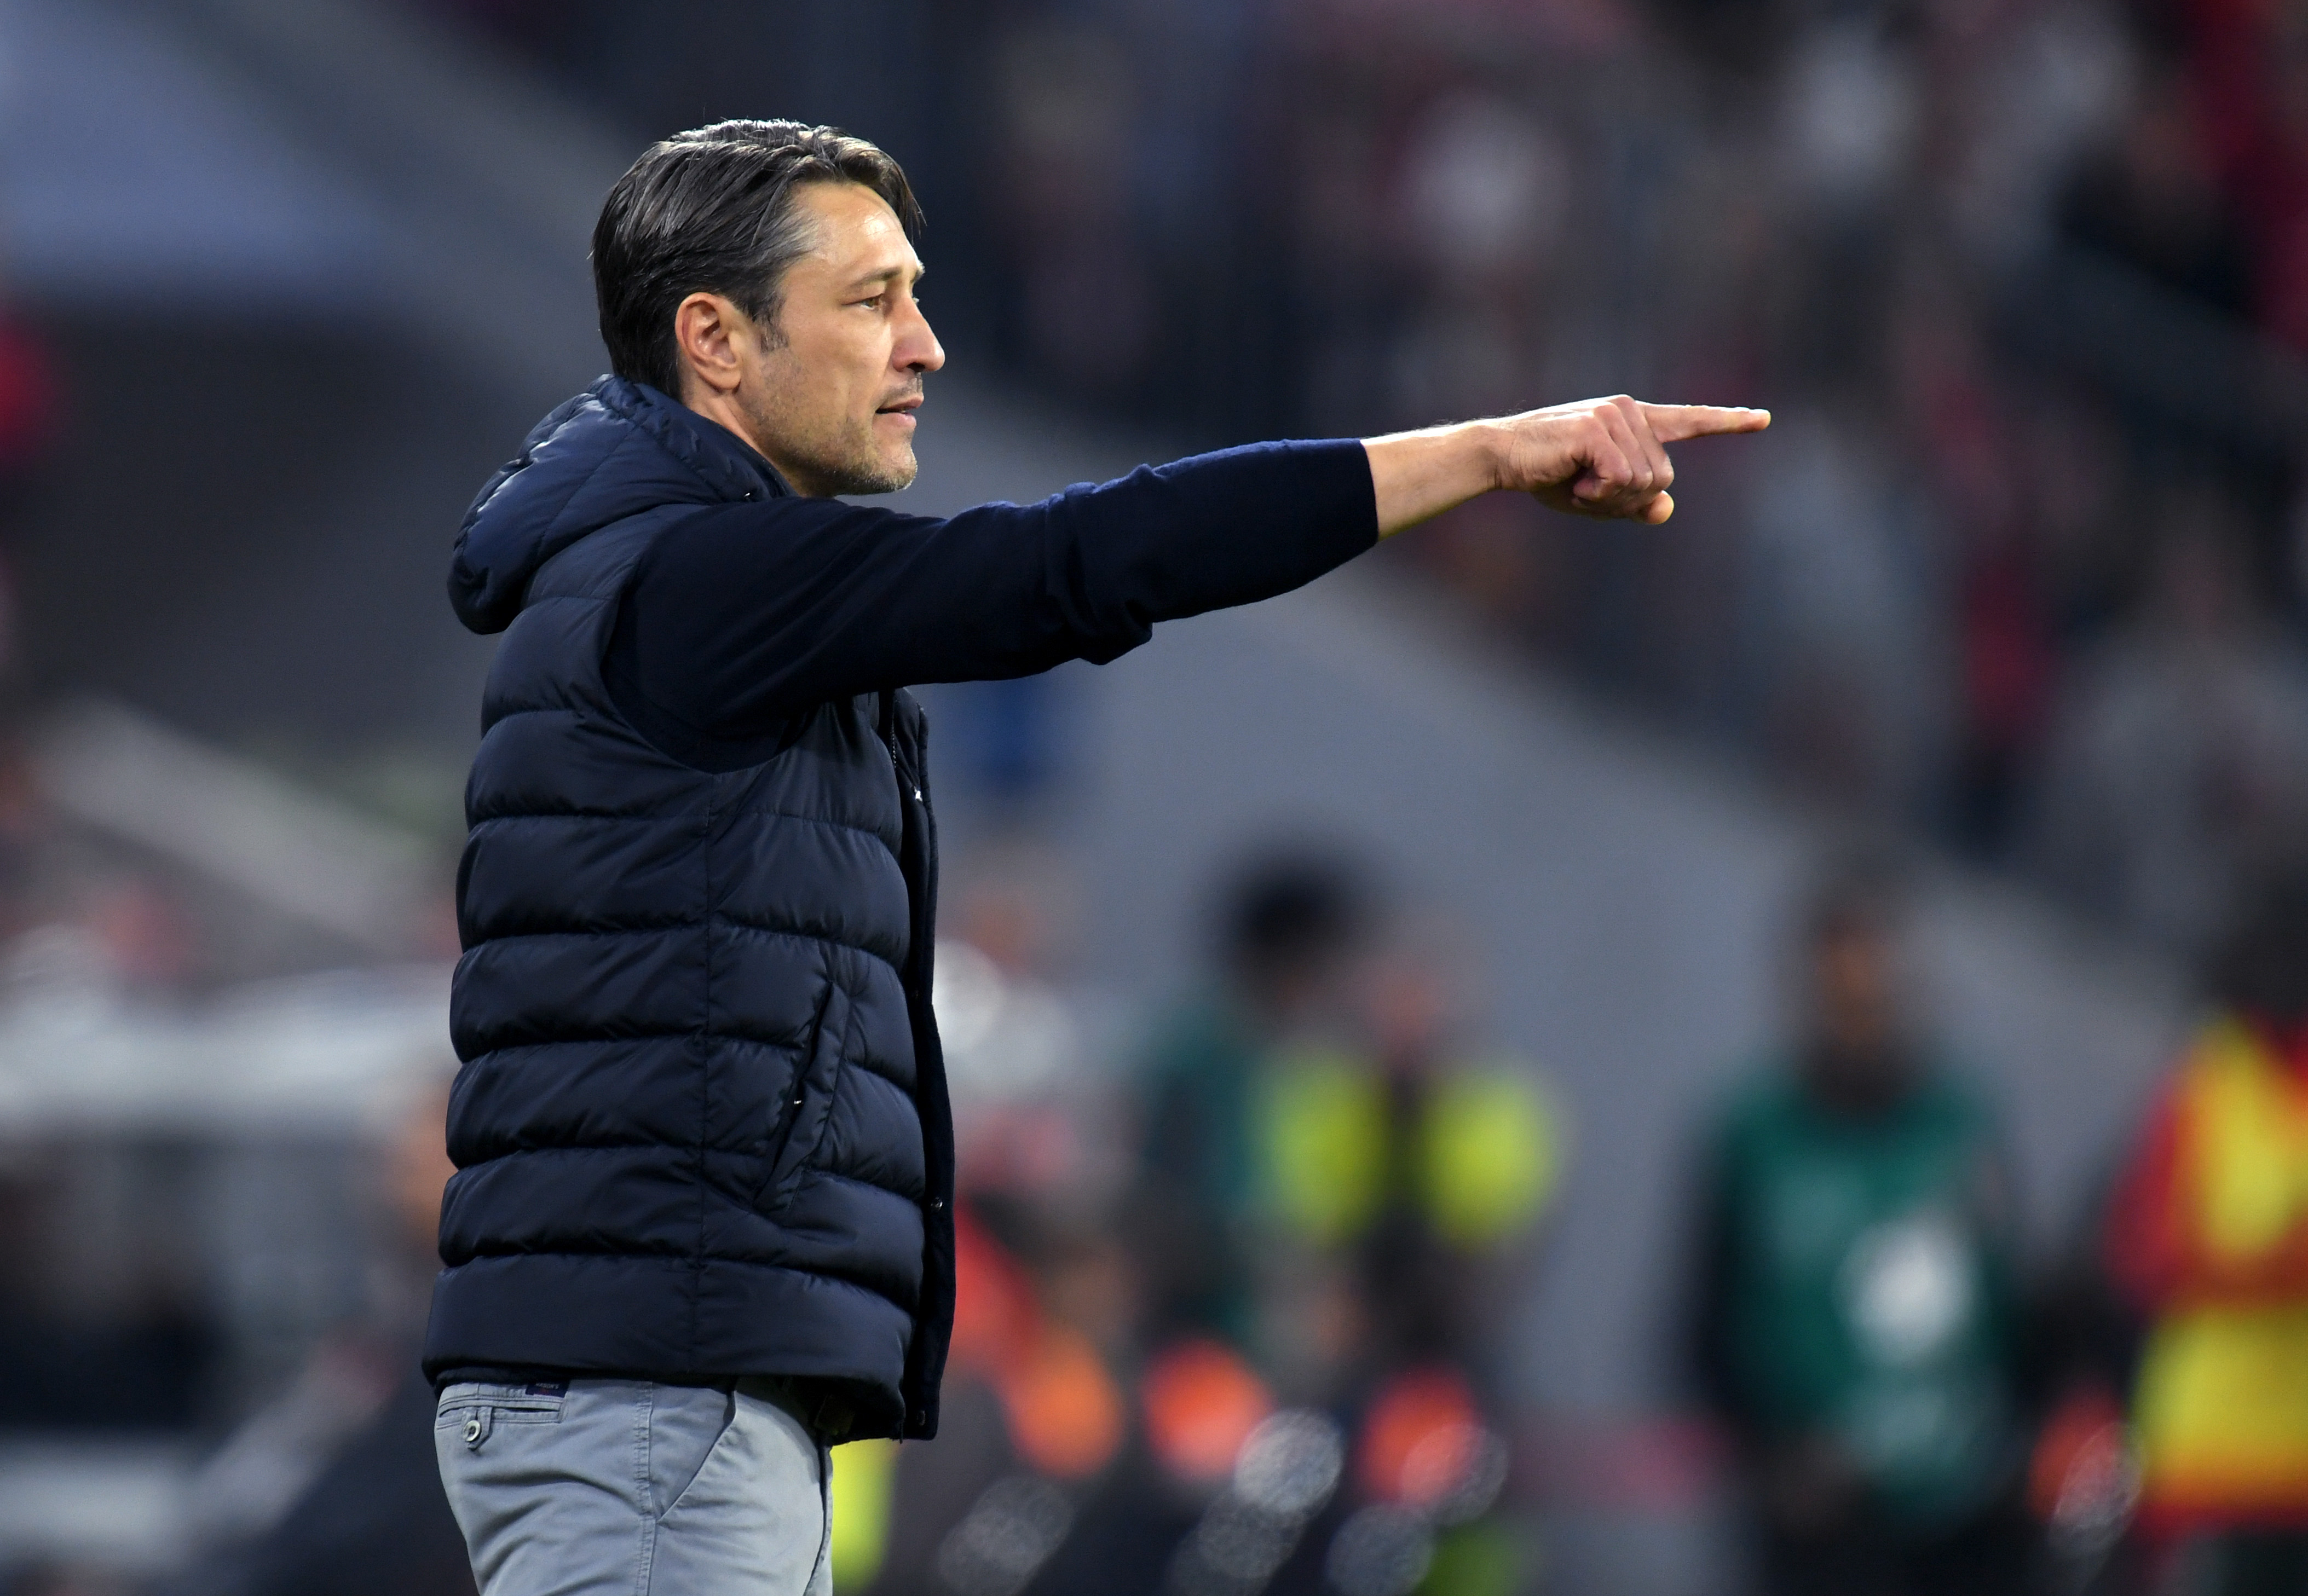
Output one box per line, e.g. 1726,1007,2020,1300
1219,851,1368,973
591,120,922,398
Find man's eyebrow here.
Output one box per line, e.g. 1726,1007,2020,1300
843,261,927,291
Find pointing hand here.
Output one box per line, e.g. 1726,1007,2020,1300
1497,396,1770,524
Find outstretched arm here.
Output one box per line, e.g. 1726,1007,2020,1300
610,398,1769,762
1366,396,1770,538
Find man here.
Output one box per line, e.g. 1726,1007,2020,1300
1136,851,1371,1348
428,118,1765,1595
2107,875,2308,1596
1687,866,2027,1596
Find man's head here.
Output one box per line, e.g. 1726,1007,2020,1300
593,120,942,496
1218,851,1369,1031
1795,860,1913,1114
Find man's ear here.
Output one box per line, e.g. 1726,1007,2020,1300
673,292,746,400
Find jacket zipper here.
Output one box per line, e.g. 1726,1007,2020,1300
885,716,921,802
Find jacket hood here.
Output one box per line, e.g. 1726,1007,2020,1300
448,377,780,635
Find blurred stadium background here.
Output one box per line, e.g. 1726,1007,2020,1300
0,0,2301,1592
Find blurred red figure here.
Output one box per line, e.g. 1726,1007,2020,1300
946,1201,1128,1484
2108,875,2308,1595
841,1198,1139,1596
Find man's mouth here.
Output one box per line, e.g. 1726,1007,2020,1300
876,394,923,417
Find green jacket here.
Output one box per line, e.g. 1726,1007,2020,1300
1691,1065,2021,1529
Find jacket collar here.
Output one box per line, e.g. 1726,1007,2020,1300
448,375,798,635
626,382,795,504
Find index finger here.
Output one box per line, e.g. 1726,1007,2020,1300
1637,403,1772,443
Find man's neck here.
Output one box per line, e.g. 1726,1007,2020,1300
678,388,763,458
676,386,815,494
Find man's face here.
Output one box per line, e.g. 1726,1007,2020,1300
1804,924,1908,1106
736,181,943,495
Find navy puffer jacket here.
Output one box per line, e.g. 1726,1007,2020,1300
423,379,954,1440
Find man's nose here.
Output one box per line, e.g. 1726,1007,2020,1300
896,302,945,374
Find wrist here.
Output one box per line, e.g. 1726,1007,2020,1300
1463,418,1515,495
1364,418,1517,539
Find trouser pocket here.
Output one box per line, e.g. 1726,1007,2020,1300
647,1383,739,1518
434,1379,642,1596
650,1388,829,1592
436,1381,568,1452
433,1380,829,1595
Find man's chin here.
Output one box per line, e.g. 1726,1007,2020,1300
815,448,917,497
858,447,919,495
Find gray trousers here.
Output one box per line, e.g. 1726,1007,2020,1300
435,1380,832,1596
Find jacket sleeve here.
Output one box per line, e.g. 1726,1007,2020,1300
606,440,1376,759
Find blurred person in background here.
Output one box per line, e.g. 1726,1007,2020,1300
2105,874,2308,1596
1688,861,2028,1596
1326,930,1560,1398
1138,870,1559,1596
2029,499,2308,958
2058,54,2254,322
1135,852,1371,1349
1270,931,1557,1596
840,1192,1149,1596
161,1078,472,1596
431,112,1764,1596
1122,853,1366,1595
2169,0,2308,355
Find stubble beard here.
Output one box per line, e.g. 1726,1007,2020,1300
742,387,916,496
817,433,916,496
